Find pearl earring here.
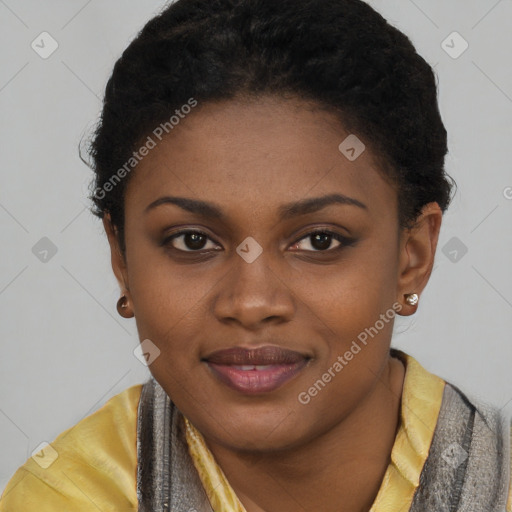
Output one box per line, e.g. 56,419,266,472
405,293,419,306
117,294,132,317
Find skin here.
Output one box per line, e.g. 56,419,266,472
104,95,442,512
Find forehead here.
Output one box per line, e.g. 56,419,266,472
124,96,397,225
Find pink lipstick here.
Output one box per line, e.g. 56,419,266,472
204,346,309,394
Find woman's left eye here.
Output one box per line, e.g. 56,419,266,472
291,230,351,252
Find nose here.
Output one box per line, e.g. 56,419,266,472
212,250,295,330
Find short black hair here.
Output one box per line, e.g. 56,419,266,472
86,0,455,256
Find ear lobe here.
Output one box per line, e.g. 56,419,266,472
396,202,443,314
102,213,129,292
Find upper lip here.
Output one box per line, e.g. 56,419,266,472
204,345,308,365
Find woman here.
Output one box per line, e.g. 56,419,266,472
1,0,510,510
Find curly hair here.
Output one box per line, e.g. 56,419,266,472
86,0,455,257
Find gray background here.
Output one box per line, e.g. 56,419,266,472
1,0,511,494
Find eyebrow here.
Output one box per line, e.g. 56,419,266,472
144,193,367,220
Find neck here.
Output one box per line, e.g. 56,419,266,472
205,354,406,512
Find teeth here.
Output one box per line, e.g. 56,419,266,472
232,365,274,371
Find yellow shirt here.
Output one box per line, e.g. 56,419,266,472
1,351,511,511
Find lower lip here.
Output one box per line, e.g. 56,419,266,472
206,361,308,394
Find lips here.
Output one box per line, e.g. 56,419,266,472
206,346,306,365
204,346,309,394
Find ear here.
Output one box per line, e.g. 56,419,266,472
396,202,443,315
102,213,130,293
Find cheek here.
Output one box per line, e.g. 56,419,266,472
130,277,208,352
289,242,398,333
125,249,210,361
287,238,399,389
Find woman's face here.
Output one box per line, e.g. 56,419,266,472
106,96,438,452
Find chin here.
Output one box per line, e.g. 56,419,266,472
198,404,314,453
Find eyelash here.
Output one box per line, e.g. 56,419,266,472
162,228,355,254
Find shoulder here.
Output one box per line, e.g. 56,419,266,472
456,386,512,511
425,379,511,509
0,383,142,511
